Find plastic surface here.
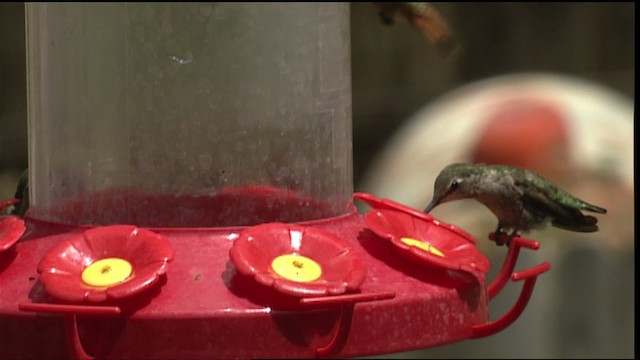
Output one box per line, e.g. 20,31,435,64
26,3,353,226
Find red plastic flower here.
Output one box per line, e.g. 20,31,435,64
229,222,367,297
0,199,25,252
354,192,477,244
363,209,490,273
37,225,174,303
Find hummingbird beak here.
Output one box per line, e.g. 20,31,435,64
424,199,439,213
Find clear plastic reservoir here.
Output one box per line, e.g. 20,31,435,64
26,3,353,227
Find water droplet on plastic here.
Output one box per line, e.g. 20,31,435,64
168,50,193,65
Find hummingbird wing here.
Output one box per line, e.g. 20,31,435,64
520,185,600,233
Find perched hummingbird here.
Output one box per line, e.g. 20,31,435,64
424,163,607,246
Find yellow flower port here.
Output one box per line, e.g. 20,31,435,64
400,237,445,257
271,254,322,282
81,257,133,287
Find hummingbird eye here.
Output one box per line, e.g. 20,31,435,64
450,180,459,191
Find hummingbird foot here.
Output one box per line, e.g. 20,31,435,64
491,225,520,247
505,230,520,247
493,232,510,246
492,224,510,246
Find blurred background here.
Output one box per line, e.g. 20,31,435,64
0,2,634,358
350,3,634,359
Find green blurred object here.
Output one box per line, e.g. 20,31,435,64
11,169,28,217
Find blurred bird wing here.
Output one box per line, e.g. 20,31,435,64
521,187,577,220
521,187,598,232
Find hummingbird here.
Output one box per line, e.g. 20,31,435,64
10,169,29,218
424,163,607,246
374,2,460,59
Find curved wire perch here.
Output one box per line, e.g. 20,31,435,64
18,302,121,316
486,233,540,300
299,291,396,308
19,302,121,360
315,304,355,358
299,291,396,357
65,315,94,360
471,261,551,339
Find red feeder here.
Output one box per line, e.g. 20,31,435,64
1,3,549,359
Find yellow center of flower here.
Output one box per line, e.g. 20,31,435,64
81,258,133,287
401,237,445,257
271,254,322,282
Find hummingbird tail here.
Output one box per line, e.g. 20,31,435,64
584,204,607,214
551,215,600,233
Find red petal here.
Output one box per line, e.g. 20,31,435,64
0,216,26,251
37,239,92,274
